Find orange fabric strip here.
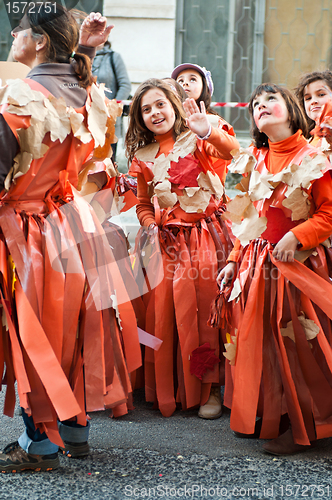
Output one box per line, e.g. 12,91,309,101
15,279,81,421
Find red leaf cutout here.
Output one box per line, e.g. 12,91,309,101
261,206,302,244
190,342,220,380
168,154,202,189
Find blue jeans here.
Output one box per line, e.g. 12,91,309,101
18,409,90,455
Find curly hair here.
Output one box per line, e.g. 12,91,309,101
294,70,332,137
248,83,308,148
125,78,188,163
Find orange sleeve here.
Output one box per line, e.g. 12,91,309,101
203,123,240,161
292,170,332,249
136,172,156,228
227,238,242,262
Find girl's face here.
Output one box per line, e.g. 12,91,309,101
303,80,332,123
141,88,176,136
176,69,203,101
252,91,291,141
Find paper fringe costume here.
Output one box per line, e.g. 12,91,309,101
129,125,235,417
212,137,332,445
0,79,141,446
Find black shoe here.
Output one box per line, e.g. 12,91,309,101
60,441,89,458
234,413,290,439
233,418,263,439
0,441,59,473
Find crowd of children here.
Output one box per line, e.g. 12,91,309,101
1,5,332,473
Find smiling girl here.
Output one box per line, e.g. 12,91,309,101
215,83,332,455
126,78,239,418
295,70,332,148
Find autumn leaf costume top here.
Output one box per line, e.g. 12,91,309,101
129,117,239,417
0,76,141,446
219,130,332,445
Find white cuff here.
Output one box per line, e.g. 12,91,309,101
197,124,212,140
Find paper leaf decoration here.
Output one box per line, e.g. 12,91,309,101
229,148,257,174
197,171,224,200
154,180,177,208
153,154,171,184
228,278,241,302
223,333,237,366
178,188,211,213
190,342,220,380
282,187,310,221
172,130,197,161
291,154,325,189
235,174,251,193
136,142,160,162
280,314,320,342
224,193,251,224
261,206,299,244
168,154,201,189
249,169,273,201
231,203,267,247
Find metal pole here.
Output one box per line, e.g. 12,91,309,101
225,0,236,123
251,0,266,92
175,0,185,66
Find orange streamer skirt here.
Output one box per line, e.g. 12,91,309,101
133,213,232,417
222,140,332,446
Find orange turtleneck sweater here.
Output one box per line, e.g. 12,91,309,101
228,131,332,261
135,127,239,228
266,130,307,173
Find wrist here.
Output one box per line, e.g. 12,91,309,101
197,124,212,140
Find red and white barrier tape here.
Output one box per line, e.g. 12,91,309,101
212,102,249,108
117,100,249,108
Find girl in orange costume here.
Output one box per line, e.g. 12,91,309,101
216,83,332,455
126,78,239,418
0,7,141,472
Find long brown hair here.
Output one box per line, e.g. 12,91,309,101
294,70,332,137
198,76,219,116
248,83,308,148
125,78,188,163
26,3,94,88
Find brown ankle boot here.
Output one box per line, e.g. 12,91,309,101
262,429,316,456
198,387,222,419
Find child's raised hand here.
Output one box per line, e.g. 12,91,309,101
272,231,299,262
183,98,211,138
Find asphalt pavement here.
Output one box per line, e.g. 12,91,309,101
0,388,331,500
